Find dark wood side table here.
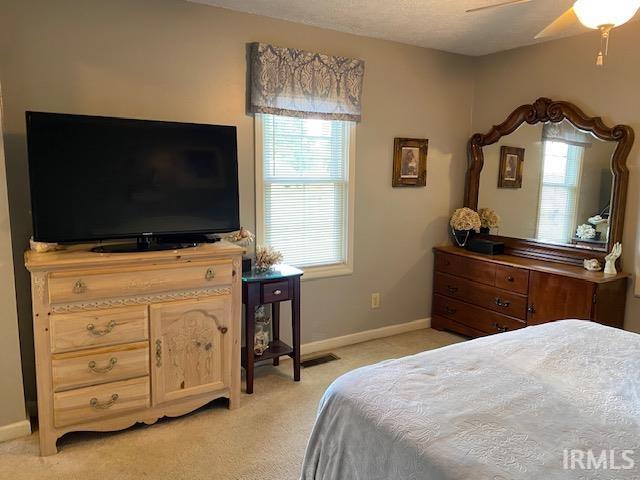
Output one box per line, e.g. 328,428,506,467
241,265,303,394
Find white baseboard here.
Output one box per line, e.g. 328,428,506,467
0,419,31,443
301,317,431,356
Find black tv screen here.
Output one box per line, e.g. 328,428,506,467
26,112,240,243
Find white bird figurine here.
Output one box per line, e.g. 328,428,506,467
604,242,622,275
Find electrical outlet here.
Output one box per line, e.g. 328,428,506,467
371,293,380,309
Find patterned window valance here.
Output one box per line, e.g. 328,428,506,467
249,43,365,122
542,119,592,147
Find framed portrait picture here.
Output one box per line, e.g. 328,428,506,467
498,146,524,188
393,137,428,187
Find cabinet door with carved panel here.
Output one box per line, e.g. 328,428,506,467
150,296,231,405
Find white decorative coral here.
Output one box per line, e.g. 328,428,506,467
255,245,283,271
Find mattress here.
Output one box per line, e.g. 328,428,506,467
301,320,640,479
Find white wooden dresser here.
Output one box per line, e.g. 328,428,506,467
25,241,243,455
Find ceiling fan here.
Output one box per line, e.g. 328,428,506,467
466,0,640,65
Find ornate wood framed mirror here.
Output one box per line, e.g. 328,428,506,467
465,97,634,266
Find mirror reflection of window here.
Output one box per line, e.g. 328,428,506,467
535,140,584,244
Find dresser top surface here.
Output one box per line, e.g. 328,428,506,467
25,241,244,271
433,245,629,284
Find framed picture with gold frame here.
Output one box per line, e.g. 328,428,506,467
392,138,428,187
498,146,524,188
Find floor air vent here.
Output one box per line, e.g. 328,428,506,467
301,353,340,368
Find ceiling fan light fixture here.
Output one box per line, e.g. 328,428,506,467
573,0,640,29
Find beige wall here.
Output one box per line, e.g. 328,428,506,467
473,21,640,332
0,92,28,430
0,0,475,403
479,123,544,239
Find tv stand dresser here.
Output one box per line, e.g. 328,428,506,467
25,241,243,455
432,245,628,337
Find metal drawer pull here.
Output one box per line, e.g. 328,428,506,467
88,357,117,373
155,340,162,367
73,279,87,294
205,268,215,280
506,276,515,282
218,326,228,334
90,394,119,409
494,298,511,308
445,306,457,315
528,304,536,314
492,322,508,333
273,289,283,295
446,285,458,294
86,320,116,336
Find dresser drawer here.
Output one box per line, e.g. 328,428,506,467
433,294,526,334
50,306,149,353
434,252,496,287
52,342,149,392
53,376,150,428
48,260,233,304
495,265,529,294
434,272,527,320
261,280,290,303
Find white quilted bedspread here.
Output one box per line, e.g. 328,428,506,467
301,321,640,480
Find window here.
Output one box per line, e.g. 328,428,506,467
535,140,584,244
255,114,355,278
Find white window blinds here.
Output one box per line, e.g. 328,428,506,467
260,114,352,268
536,140,584,244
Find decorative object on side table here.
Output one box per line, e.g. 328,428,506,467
498,146,524,188
604,242,622,275
449,207,481,248
255,245,283,272
583,258,603,271
478,207,500,234
254,306,271,356
392,137,428,187
242,264,303,394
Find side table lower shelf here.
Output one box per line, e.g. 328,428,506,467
242,340,294,365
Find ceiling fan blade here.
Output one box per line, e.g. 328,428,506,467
535,7,583,39
465,0,533,13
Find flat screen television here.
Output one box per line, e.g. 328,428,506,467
26,112,240,249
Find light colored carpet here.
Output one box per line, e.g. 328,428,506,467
0,328,462,480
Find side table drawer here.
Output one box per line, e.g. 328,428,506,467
261,281,290,303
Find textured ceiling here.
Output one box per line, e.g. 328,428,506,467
189,0,588,56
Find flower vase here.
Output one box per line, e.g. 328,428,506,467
451,227,471,248
480,227,490,234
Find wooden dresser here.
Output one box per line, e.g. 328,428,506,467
432,246,628,337
25,241,243,455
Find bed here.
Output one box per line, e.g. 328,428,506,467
301,320,640,479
